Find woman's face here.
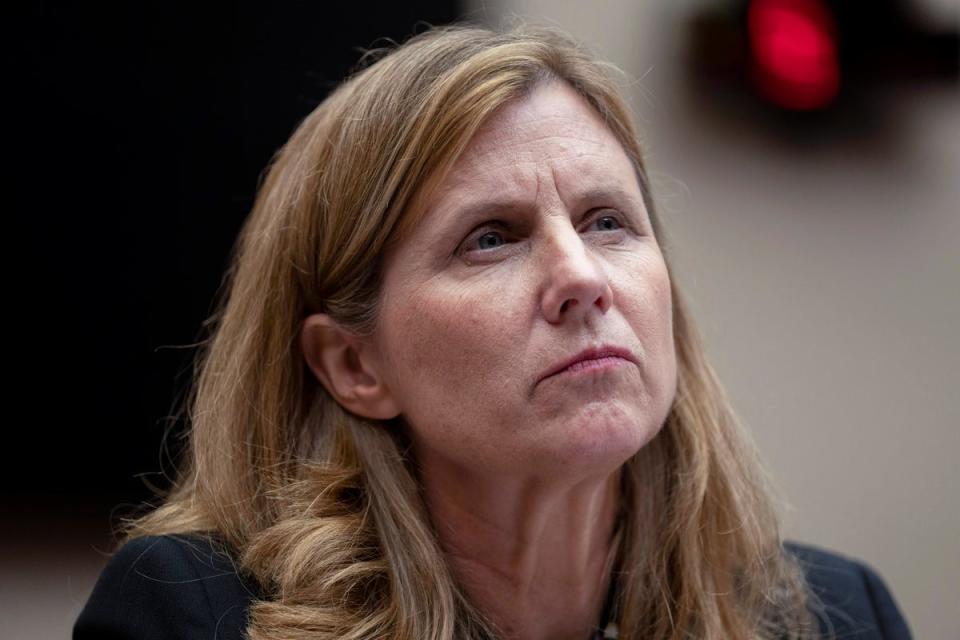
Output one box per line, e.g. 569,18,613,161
370,81,677,480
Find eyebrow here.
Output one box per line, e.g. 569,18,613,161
449,199,525,227
439,184,644,229
574,185,644,209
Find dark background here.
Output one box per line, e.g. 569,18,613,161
9,1,459,529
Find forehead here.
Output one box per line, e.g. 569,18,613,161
417,81,639,212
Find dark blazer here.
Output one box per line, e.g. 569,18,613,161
74,534,912,639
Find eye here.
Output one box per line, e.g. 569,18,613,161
476,230,506,251
585,212,625,233
460,221,512,255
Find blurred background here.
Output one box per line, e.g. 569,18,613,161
7,1,958,638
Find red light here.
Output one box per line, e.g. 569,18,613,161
748,0,840,110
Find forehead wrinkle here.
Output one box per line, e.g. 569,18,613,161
471,130,607,166
549,150,635,214
430,148,630,232
535,165,544,206
417,86,632,231
416,163,534,237
452,135,613,200
468,102,608,157
438,146,540,204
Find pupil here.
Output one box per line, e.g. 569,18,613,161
479,233,502,249
599,216,617,230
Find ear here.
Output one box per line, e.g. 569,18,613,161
301,313,401,420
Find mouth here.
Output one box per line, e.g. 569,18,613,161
540,345,637,382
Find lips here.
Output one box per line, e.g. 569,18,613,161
540,345,636,382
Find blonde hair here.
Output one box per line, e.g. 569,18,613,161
126,24,821,639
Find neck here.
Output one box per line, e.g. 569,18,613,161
419,453,623,640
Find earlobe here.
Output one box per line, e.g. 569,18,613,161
301,313,401,420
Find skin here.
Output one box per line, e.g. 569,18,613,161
303,80,677,640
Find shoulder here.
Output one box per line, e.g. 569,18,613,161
783,540,912,639
74,533,260,640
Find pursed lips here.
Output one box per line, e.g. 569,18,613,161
539,345,637,383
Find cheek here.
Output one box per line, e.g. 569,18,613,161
379,280,527,427
651,260,677,408
616,251,671,326
617,252,677,397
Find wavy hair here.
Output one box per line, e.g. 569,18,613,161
125,24,821,639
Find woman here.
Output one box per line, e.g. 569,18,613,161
75,24,911,640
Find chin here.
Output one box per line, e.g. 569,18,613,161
541,401,662,476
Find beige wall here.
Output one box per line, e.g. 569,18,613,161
467,1,960,637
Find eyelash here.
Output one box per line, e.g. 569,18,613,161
460,211,629,255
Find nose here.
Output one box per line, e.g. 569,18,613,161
539,223,613,325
